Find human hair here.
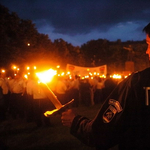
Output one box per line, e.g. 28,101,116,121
143,23,150,37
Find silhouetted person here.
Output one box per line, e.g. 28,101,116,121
102,74,117,102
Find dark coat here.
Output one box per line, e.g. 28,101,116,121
70,67,150,150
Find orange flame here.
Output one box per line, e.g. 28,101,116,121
36,69,57,83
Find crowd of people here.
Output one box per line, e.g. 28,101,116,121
0,70,118,127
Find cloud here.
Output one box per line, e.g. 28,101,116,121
1,0,150,45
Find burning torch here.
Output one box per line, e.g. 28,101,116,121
36,69,74,117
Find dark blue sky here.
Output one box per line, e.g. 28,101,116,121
1,0,150,46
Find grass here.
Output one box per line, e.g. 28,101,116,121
0,104,118,150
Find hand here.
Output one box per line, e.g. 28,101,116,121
61,109,76,127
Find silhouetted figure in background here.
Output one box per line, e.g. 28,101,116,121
94,77,104,104
67,75,80,107
102,74,117,102
79,79,92,106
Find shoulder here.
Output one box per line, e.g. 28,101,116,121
137,67,150,76
131,67,150,85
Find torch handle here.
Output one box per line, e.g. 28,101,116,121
44,99,74,117
41,83,63,109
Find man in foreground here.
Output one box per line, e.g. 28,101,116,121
61,23,150,149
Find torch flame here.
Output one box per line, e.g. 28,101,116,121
36,69,57,83
35,68,74,116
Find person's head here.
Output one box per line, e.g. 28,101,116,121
143,23,150,60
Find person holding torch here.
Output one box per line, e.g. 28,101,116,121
61,23,150,149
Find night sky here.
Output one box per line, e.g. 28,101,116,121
1,0,150,46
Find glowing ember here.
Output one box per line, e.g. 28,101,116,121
44,109,58,116
112,74,122,79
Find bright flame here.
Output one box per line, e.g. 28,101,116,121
27,66,30,70
33,66,37,70
81,77,85,79
85,75,89,78
56,65,60,69
13,66,17,70
100,75,106,78
112,74,122,79
66,71,70,75
89,72,92,76
36,69,57,83
61,72,65,76
24,74,28,79
1,69,5,73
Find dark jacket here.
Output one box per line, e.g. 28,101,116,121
70,67,150,149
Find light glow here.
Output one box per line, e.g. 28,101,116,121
61,72,65,76
66,71,70,75
24,74,28,79
112,74,122,79
13,66,17,70
56,65,60,68
27,66,30,70
44,109,58,116
36,69,57,83
1,69,5,73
